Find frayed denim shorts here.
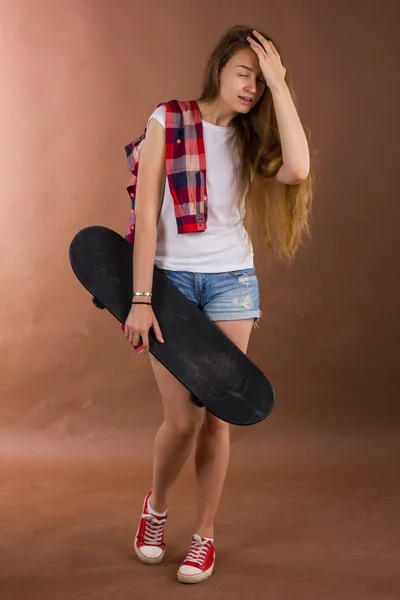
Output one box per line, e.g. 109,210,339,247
158,267,262,327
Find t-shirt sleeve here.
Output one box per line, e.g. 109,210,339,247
146,104,166,130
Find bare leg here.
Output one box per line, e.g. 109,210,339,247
193,318,254,538
194,414,230,538
148,353,205,513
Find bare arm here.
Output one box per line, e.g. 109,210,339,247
271,82,310,185
123,117,166,353
132,117,166,296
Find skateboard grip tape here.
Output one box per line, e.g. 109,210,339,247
120,324,143,352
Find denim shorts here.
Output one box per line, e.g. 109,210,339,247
158,267,262,327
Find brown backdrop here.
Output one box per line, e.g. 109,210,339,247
0,1,399,599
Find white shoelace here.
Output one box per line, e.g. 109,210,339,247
142,513,167,545
185,534,210,565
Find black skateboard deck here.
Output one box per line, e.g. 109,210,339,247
69,226,275,426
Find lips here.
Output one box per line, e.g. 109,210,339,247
239,96,253,105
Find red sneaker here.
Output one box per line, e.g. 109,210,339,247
177,534,215,583
134,492,168,564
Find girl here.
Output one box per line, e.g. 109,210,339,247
123,24,315,584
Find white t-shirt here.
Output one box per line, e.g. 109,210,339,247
147,105,254,272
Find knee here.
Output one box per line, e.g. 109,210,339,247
202,412,230,437
165,417,202,440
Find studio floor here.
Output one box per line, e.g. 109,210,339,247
0,429,398,600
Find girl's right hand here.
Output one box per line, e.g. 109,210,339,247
123,304,164,354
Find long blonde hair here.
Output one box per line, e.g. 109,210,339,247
197,24,317,262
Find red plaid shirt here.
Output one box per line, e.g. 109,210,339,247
124,99,209,244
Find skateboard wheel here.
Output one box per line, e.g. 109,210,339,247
92,296,105,310
190,392,204,408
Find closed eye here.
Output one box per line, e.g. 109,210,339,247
239,74,265,84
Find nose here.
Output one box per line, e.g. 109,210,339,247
245,79,257,94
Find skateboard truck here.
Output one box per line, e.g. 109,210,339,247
92,296,106,310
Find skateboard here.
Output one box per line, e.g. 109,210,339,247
69,226,275,426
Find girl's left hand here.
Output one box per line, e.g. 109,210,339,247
247,30,287,90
